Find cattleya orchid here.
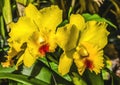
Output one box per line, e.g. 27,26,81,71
2,4,62,68
56,14,109,75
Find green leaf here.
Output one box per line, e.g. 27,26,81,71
21,65,34,76
0,65,16,73
2,0,12,24
0,15,5,40
9,80,23,85
57,19,69,27
102,69,110,80
39,57,72,82
83,70,104,85
72,72,87,85
0,73,49,85
21,62,51,84
82,13,117,29
36,67,52,84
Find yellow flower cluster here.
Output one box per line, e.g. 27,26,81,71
2,4,109,75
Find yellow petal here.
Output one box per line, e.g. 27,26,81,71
58,52,73,75
2,48,18,68
8,17,37,53
48,33,57,52
56,24,79,51
27,38,40,57
7,47,18,58
1,61,11,67
40,5,62,32
16,54,24,68
25,4,42,29
8,39,22,52
25,4,62,32
79,21,109,48
23,48,36,67
9,17,37,41
1,55,14,68
70,14,85,31
74,59,86,75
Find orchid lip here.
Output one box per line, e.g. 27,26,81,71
38,44,49,55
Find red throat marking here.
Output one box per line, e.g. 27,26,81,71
39,44,49,55
84,59,94,69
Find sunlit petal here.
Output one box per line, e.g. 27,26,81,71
9,17,37,41
40,5,62,32
58,52,73,75
70,14,85,31
25,4,42,29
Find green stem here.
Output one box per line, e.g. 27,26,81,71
47,54,58,64
0,73,49,85
2,0,12,24
0,16,5,40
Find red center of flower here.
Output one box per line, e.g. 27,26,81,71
84,59,94,69
39,44,49,55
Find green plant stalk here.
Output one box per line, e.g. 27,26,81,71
47,55,58,64
68,7,73,20
0,15,5,40
111,75,114,85
0,73,49,85
2,0,12,24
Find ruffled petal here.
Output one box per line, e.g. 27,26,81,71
25,4,42,29
8,17,37,53
39,5,62,32
8,39,22,52
82,42,104,74
9,17,37,41
79,21,109,48
74,59,86,75
74,42,104,75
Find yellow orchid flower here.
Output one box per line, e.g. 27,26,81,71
2,4,62,68
57,15,109,75
56,14,85,75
